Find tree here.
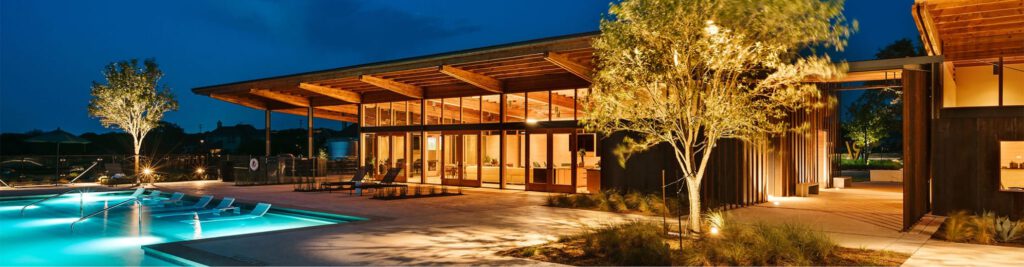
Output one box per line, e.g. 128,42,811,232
88,59,177,182
585,0,851,234
843,90,897,162
874,38,926,59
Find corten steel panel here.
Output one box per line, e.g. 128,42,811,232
903,69,932,230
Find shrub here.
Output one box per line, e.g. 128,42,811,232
683,222,836,266
943,210,974,242
577,220,672,266
623,191,643,210
605,192,628,212
971,211,996,244
994,216,1024,243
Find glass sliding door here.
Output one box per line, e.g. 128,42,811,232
461,133,481,187
504,130,526,190
409,132,423,184
424,132,441,184
481,131,501,188
552,132,573,186
392,134,407,182
442,134,460,185
528,131,549,186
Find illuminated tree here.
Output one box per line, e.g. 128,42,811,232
585,0,852,234
88,59,177,182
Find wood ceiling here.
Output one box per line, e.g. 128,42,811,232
913,0,1024,65
193,33,596,122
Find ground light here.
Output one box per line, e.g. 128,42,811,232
195,167,205,174
142,168,154,175
709,226,720,236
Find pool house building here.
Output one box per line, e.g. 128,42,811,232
194,0,1024,229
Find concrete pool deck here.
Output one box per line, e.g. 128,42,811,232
6,181,1021,266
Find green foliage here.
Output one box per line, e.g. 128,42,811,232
683,222,837,266
547,190,672,216
971,211,997,244
843,89,900,161
576,220,672,266
840,159,903,170
944,210,975,242
586,0,852,233
995,216,1024,243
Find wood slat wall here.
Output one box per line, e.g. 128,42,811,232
904,69,933,229
600,87,838,210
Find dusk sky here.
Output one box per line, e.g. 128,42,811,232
0,0,921,135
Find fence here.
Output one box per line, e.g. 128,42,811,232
1,154,359,187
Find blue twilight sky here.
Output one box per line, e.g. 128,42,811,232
0,0,921,135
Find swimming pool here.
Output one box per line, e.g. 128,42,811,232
0,190,363,266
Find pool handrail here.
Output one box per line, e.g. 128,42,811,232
66,161,100,185
70,197,142,232
20,188,85,216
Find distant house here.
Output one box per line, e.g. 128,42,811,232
204,121,262,154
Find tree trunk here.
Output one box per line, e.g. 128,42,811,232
133,141,141,184
686,178,702,233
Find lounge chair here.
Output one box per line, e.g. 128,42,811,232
349,168,406,196
151,195,213,213
320,168,366,192
138,190,162,200
126,188,146,198
185,203,271,223
145,192,184,206
154,197,237,218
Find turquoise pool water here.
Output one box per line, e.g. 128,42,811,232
0,190,361,266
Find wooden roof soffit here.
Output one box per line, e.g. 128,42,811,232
297,83,361,104
437,65,503,93
544,51,592,82
249,89,309,107
210,93,267,110
276,108,357,122
358,75,424,99
912,3,943,56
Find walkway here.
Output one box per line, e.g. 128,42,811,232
148,181,643,265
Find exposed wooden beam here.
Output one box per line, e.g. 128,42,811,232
319,104,359,114
437,65,503,93
297,83,361,103
544,51,593,82
210,93,267,110
913,3,944,55
249,89,310,107
524,91,576,109
277,108,358,122
359,75,424,99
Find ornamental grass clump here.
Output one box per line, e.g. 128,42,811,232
682,222,837,266
943,210,975,242
971,211,997,244
578,220,672,266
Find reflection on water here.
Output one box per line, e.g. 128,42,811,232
0,191,350,266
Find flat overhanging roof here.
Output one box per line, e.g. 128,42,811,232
193,32,598,122
912,0,1024,66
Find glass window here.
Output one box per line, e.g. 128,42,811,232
529,132,548,184
443,98,460,124
552,132,572,185
481,131,501,188
1000,141,1024,192
409,100,422,125
504,130,526,190
393,102,408,126
944,62,999,107
481,95,500,123
409,133,422,183
552,89,575,121
378,102,392,126
425,99,442,125
363,104,377,127
462,96,481,124
576,88,589,119
527,91,550,122
505,93,525,122
362,133,376,174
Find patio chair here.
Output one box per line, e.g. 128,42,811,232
349,167,406,196
320,168,366,192
187,203,272,223
138,190,162,200
146,192,185,206
126,187,146,198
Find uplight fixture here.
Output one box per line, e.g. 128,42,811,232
142,168,154,175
